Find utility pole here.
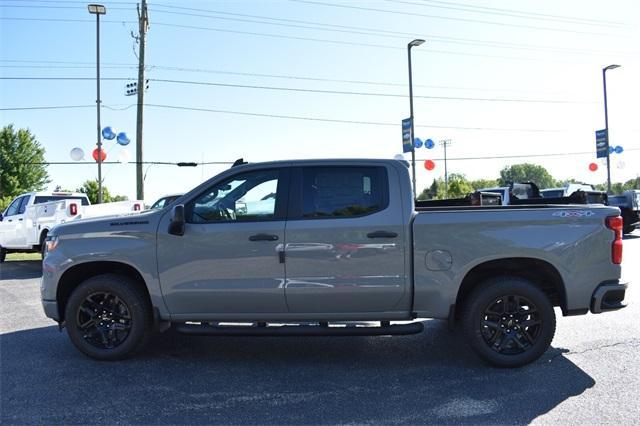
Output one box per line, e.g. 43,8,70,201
602,64,620,194
440,139,452,197
407,39,425,199
88,4,106,203
135,0,149,201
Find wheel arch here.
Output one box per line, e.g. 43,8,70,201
454,257,567,319
56,261,152,323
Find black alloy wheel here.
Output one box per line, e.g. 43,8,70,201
480,295,541,355
76,292,132,349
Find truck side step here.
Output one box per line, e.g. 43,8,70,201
175,322,424,337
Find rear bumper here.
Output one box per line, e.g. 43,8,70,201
591,281,628,314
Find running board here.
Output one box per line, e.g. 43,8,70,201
175,322,424,336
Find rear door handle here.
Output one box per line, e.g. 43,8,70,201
367,230,398,238
249,233,279,241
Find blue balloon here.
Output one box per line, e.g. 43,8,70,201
425,139,435,149
608,146,615,154
414,138,423,148
116,132,130,146
614,146,623,154
101,126,116,140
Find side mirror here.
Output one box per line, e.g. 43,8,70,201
168,204,185,236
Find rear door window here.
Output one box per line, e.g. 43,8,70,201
299,166,388,219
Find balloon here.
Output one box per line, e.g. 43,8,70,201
92,148,107,162
393,154,405,161
588,162,598,172
614,146,624,154
608,146,615,154
600,158,608,166
617,160,625,169
425,139,435,149
70,147,84,161
116,132,130,146
424,160,436,171
101,126,116,140
117,149,131,164
414,138,423,148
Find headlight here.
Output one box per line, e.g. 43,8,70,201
45,235,59,254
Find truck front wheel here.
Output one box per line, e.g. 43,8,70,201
64,274,152,360
462,277,556,367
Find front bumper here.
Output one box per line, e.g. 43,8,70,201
42,299,60,321
591,281,628,314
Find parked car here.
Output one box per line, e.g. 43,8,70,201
608,190,640,234
41,159,627,367
0,191,143,261
149,194,183,210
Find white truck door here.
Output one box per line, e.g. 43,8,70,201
0,195,28,248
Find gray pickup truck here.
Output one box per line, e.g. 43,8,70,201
41,159,628,367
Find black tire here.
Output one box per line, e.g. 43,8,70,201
65,274,152,360
623,226,634,235
0,246,6,263
39,231,48,259
462,276,556,368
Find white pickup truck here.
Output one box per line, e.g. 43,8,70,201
0,191,143,261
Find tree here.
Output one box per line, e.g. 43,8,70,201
0,125,50,210
470,178,498,190
499,163,556,189
76,180,127,204
418,173,473,200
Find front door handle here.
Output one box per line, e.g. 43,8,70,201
367,230,398,239
249,233,279,241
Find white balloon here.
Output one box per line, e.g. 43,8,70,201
117,149,131,164
600,158,608,166
70,147,84,161
394,154,405,161
616,160,625,169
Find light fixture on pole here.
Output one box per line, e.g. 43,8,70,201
602,64,620,195
407,38,425,199
88,3,106,203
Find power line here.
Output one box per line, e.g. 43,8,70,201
0,76,589,104
0,102,572,132
383,0,626,27
0,16,616,63
147,5,631,56
287,0,622,37
0,60,577,95
144,103,564,133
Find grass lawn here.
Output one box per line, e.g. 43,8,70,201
6,252,42,262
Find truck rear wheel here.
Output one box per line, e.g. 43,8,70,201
0,246,6,263
462,277,556,367
64,274,152,360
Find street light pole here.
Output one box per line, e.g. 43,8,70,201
88,4,106,203
602,64,620,194
407,39,425,199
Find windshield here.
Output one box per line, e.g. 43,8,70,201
541,190,564,198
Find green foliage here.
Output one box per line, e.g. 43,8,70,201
418,173,474,200
0,124,50,210
469,179,498,190
498,163,556,189
76,180,128,204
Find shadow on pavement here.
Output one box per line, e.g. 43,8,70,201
0,260,43,280
623,234,639,240
1,321,594,425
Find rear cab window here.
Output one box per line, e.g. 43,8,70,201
291,166,389,219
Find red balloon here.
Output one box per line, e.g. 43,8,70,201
92,148,107,162
588,162,598,172
424,160,435,171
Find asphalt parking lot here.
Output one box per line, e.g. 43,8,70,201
1,233,639,425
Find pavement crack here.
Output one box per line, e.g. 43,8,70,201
541,338,640,363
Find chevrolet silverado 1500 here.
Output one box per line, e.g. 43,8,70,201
41,159,628,367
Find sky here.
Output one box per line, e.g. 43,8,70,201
1,0,639,203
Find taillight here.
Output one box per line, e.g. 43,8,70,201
133,203,141,211
606,216,623,264
69,203,78,216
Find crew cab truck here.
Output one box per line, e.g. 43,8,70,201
40,159,628,367
0,191,143,261
608,190,640,234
